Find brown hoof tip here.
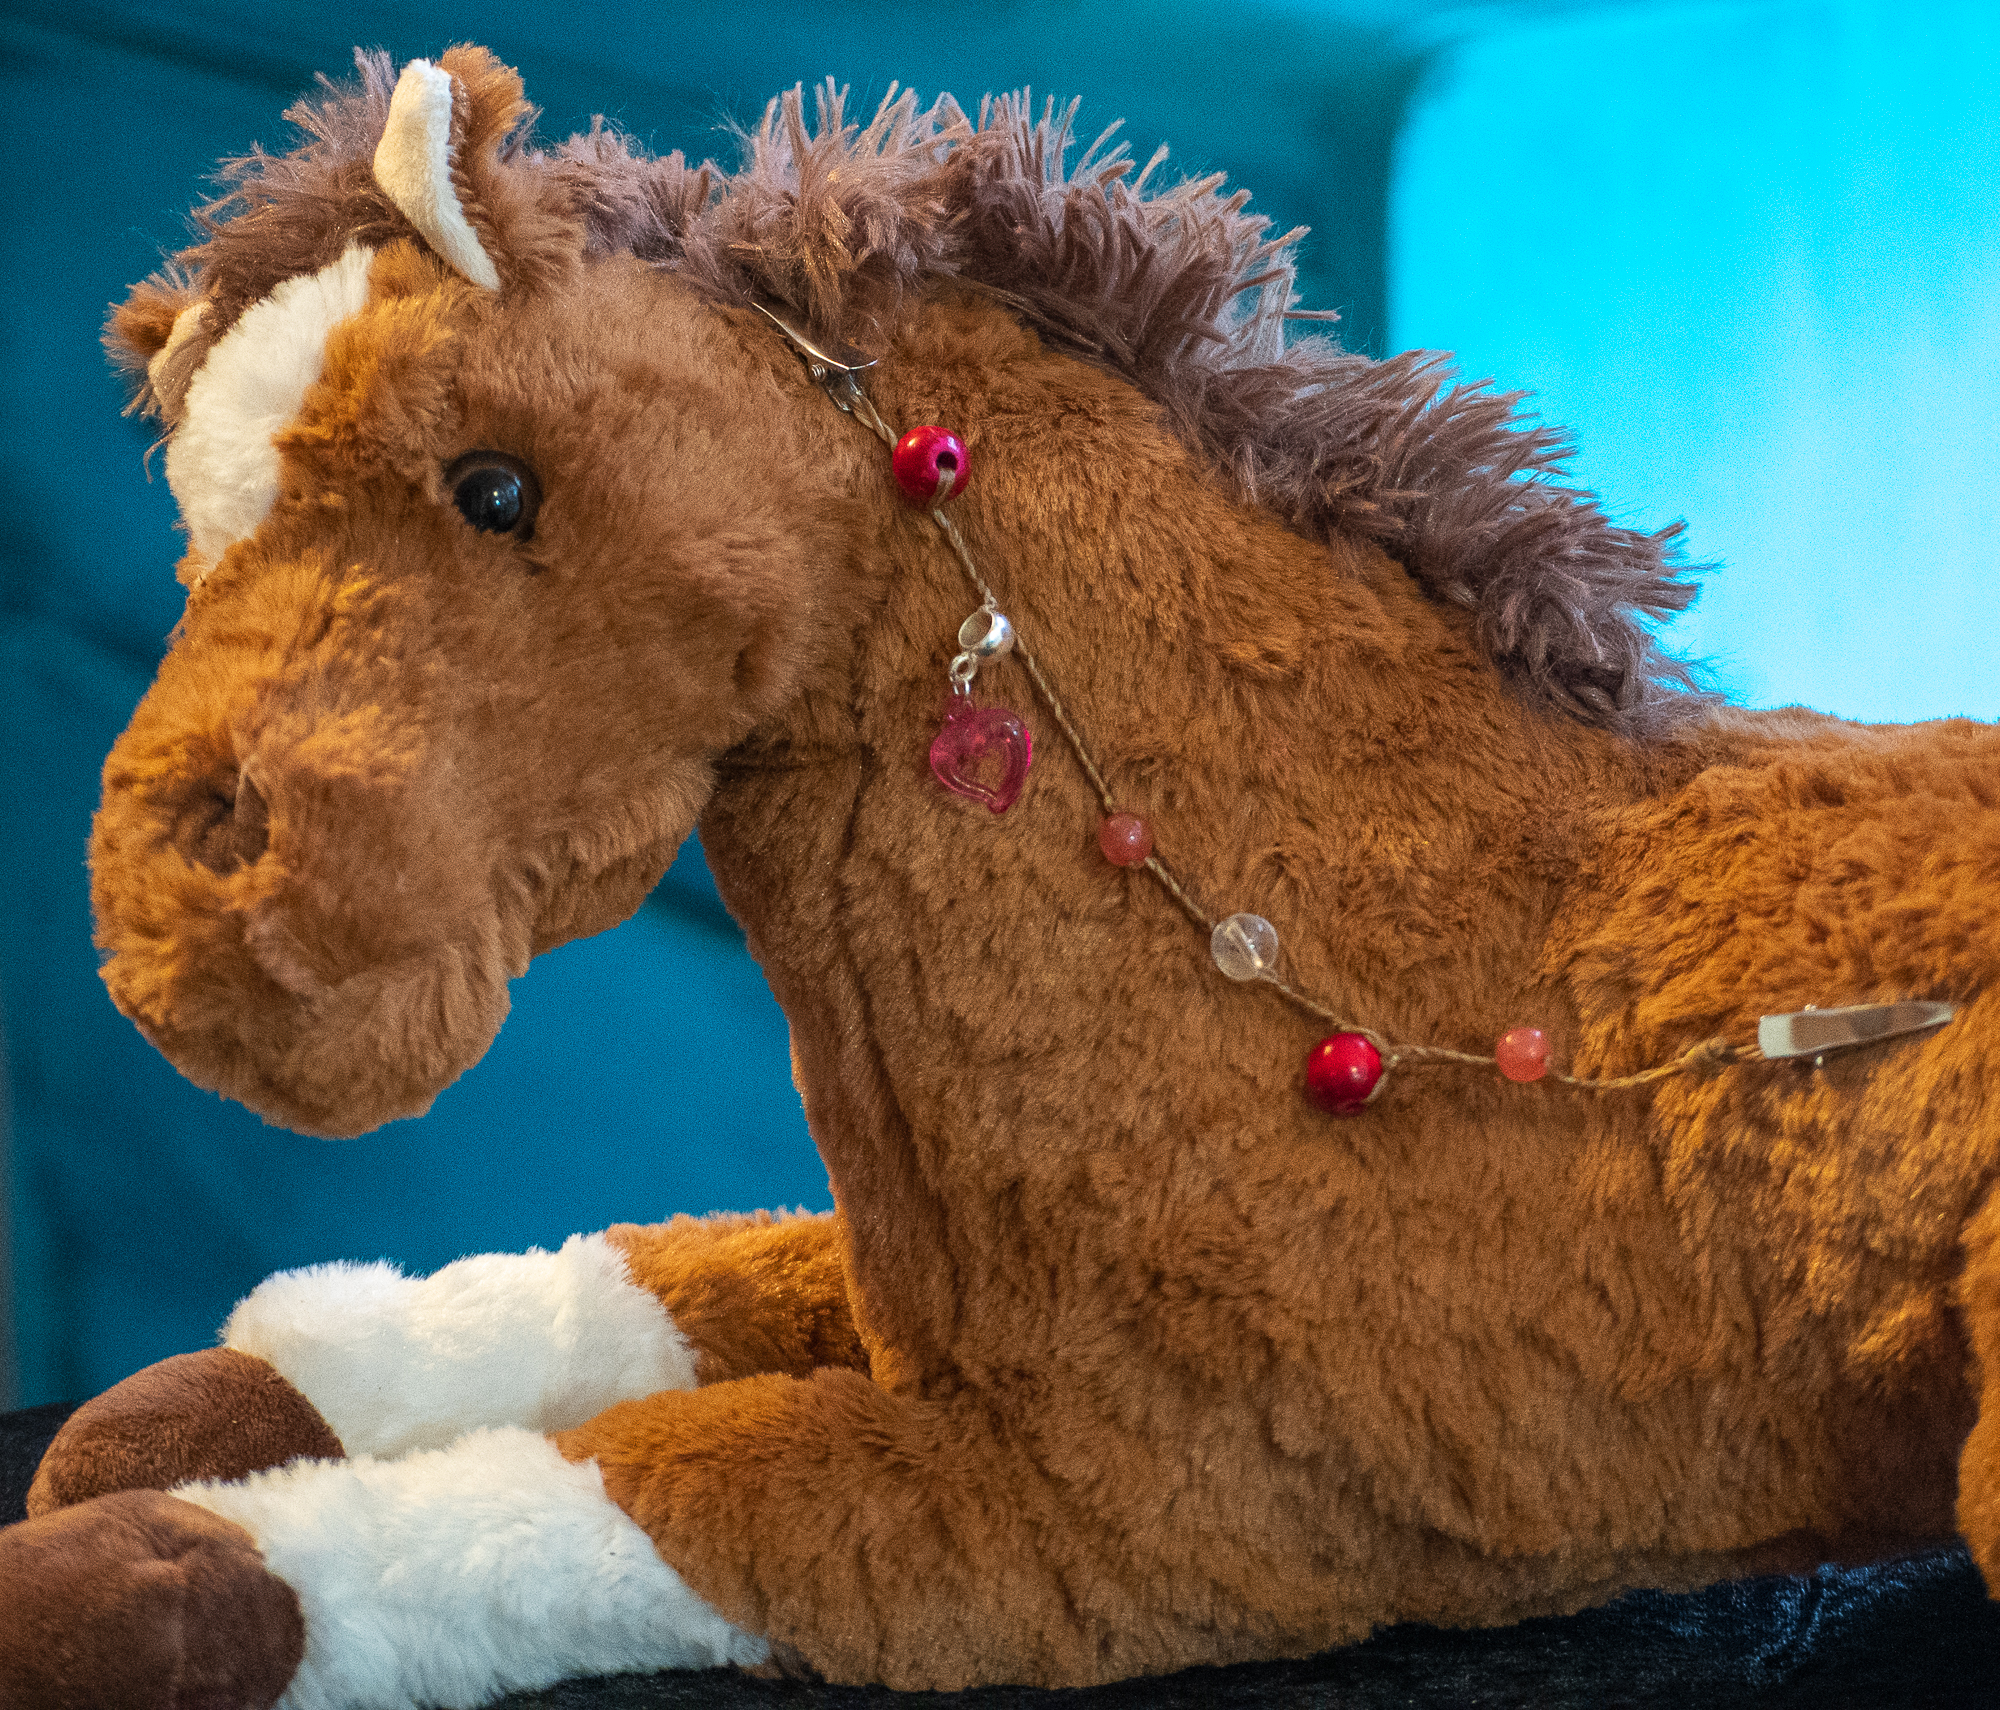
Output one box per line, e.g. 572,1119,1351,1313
28,1346,343,1517
0,1488,304,1708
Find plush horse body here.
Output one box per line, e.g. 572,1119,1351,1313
1,44,1994,1708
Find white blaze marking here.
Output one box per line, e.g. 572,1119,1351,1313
165,243,376,577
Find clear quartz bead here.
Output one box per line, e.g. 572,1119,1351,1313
1210,913,1279,981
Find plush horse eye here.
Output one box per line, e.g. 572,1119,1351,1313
444,452,541,542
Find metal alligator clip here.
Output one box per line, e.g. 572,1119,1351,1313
1756,1000,1956,1062
751,300,879,418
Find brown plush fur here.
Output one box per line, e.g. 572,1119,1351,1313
26,1348,344,1519
611,1212,869,1385
70,44,2000,1691
0,1487,305,1709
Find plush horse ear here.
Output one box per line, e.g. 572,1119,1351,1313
104,276,204,423
372,47,581,295
372,57,504,289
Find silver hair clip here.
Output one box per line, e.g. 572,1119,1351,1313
751,300,879,419
1757,1000,1955,1063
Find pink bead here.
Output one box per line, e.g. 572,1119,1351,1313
892,425,970,504
1098,812,1153,866
1304,1033,1383,1115
1495,1025,1551,1083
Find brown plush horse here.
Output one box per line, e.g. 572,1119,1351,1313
1,42,1993,1709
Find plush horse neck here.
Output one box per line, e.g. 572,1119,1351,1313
700,280,1647,1378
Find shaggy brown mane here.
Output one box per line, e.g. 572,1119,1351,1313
126,49,1709,736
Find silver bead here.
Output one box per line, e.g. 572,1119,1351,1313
1210,913,1278,981
957,607,1015,661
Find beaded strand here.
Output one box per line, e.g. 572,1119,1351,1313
778,327,1776,1112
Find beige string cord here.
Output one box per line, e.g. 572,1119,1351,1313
803,333,1760,1102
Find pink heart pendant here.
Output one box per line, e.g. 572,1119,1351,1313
929,701,1033,813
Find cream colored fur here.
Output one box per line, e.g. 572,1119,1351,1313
222,1233,696,1459
372,60,501,290
145,300,205,394
165,243,375,575
175,1426,767,1710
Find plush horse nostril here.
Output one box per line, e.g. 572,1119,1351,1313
231,770,272,865
180,766,271,874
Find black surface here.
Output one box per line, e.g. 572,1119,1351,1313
490,1548,2000,1710
0,1399,75,1528
5,1403,1996,1707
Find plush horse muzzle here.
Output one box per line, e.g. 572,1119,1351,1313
91,546,529,1136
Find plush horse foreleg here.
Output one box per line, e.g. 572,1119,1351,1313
557,1371,1102,1690
165,1427,767,1707
608,1210,867,1383
25,1230,691,1529
1957,1184,2000,1590
2,1426,768,1710
217,1231,699,1459
223,1213,864,1456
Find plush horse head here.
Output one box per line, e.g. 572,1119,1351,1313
80,44,2000,1692
96,49,870,1134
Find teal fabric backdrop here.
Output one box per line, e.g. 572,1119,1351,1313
0,0,1420,1406
1393,0,2000,722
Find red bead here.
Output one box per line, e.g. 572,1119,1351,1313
1495,1025,1551,1083
892,425,970,505
1305,1033,1383,1115
1097,812,1153,866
